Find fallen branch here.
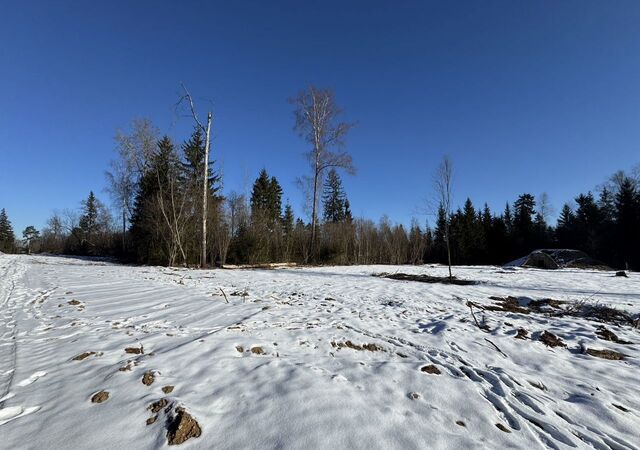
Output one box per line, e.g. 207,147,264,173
467,301,490,332
218,287,229,303
484,338,507,358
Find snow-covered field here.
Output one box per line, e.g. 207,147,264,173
0,254,638,449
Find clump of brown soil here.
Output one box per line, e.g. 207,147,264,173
146,415,157,425
331,341,383,352
250,346,265,355
162,385,174,394
91,391,109,403
148,398,169,414
539,331,566,348
586,348,626,360
72,351,96,361
495,423,511,433
235,345,244,353
375,273,476,285
142,371,155,386
420,364,441,375
515,329,528,340
167,407,202,445
596,327,631,344
68,299,81,305
486,296,530,314
125,345,144,354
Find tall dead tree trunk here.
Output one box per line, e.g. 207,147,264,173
179,83,213,268
201,112,212,267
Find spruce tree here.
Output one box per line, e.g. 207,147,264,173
322,169,347,223
614,178,639,269
282,203,295,236
180,127,221,196
513,194,536,253
251,169,282,225
0,208,15,253
268,176,283,224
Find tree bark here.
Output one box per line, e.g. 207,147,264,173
201,112,212,268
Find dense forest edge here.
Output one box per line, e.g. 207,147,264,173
1,87,639,270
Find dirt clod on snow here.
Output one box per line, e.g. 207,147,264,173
166,407,202,445
420,364,441,375
539,331,566,348
91,391,109,403
72,351,96,361
142,371,155,386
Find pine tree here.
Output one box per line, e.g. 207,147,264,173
503,202,513,235
80,191,99,241
250,169,282,226
556,203,576,248
574,192,602,256
0,208,15,253
180,127,221,196
282,203,295,236
513,194,536,253
614,177,640,269
129,136,180,264
322,169,348,223
22,226,39,254
268,176,283,224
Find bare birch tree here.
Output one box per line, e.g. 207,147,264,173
536,192,555,223
434,155,454,279
108,119,158,251
291,86,355,257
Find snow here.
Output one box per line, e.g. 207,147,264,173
1,254,639,449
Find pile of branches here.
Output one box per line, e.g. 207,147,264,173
473,296,639,329
559,300,639,328
374,272,476,286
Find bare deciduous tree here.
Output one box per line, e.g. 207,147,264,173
108,119,158,251
434,155,454,279
177,84,213,268
537,192,555,223
291,86,355,256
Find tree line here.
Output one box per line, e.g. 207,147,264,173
1,86,638,270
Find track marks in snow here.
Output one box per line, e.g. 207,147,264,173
0,405,41,426
16,371,47,387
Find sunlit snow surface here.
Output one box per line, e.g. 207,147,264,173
0,254,638,449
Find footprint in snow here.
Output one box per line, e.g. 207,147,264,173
0,393,16,403
0,405,41,426
17,371,47,387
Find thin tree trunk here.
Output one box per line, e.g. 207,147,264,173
122,208,126,252
311,164,319,257
201,112,212,268
445,225,452,279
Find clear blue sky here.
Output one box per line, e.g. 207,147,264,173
1,1,639,233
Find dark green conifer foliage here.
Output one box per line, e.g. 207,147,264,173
22,225,39,254
0,208,15,253
322,169,348,223
282,203,295,236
